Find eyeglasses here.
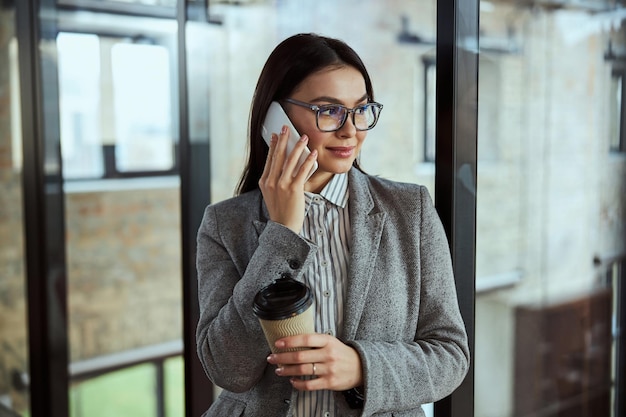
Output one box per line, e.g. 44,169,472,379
283,98,383,132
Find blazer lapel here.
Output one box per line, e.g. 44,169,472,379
343,169,386,340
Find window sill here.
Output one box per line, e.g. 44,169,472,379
476,269,523,294
64,175,180,194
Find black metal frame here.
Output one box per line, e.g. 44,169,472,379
100,144,180,179
422,56,436,163
56,0,176,18
178,1,214,416
434,0,478,416
16,0,70,415
600,255,626,417
611,69,626,154
616,259,626,417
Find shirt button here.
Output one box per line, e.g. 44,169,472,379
324,412,331,417
325,330,334,336
323,291,330,297
288,259,300,269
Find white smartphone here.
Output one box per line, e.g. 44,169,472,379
262,101,318,179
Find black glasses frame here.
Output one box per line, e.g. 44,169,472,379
283,98,383,132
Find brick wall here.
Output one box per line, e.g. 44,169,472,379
65,185,183,361
0,7,28,411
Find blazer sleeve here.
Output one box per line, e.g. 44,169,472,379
195,201,316,392
348,186,470,415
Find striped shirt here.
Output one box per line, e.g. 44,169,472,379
295,173,351,417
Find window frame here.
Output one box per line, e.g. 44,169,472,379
422,55,437,163
433,0,478,416
611,69,626,154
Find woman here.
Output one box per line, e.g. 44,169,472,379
196,33,469,417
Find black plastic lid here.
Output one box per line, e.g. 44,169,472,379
252,277,312,320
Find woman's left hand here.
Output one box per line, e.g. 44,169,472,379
266,333,363,392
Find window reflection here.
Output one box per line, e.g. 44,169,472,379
476,2,626,417
111,42,173,172
57,32,175,179
610,73,623,153
54,10,184,417
58,33,104,179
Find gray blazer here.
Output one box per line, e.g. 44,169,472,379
196,168,469,417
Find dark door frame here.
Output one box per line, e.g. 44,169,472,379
434,0,478,416
177,1,215,416
16,0,70,415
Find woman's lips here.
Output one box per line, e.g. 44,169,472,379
327,146,355,158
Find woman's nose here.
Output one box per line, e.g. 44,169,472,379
336,114,357,138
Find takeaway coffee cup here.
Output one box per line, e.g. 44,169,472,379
252,276,315,353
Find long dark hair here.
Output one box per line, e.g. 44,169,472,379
235,33,375,195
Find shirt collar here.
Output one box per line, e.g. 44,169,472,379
305,172,349,208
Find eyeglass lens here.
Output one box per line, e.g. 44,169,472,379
317,104,381,132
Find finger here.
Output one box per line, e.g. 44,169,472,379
292,148,318,182
275,361,321,378
268,347,321,368
279,133,308,174
275,333,327,351
270,125,290,173
259,135,278,191
267,133,278,155
261,134,277,175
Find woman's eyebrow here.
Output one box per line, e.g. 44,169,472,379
310,94,369,105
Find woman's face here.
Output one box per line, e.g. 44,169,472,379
285,65,369,192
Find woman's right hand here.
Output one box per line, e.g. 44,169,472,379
258,125,318,234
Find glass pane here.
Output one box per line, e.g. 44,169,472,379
0,9,30,417
200,1,436,415
57,12,184,417
476,2,625,417
57,30,176,179
70,364,156,416
111,42,174,172
205,0,438,202
165,356,184,417
58,33,105,179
